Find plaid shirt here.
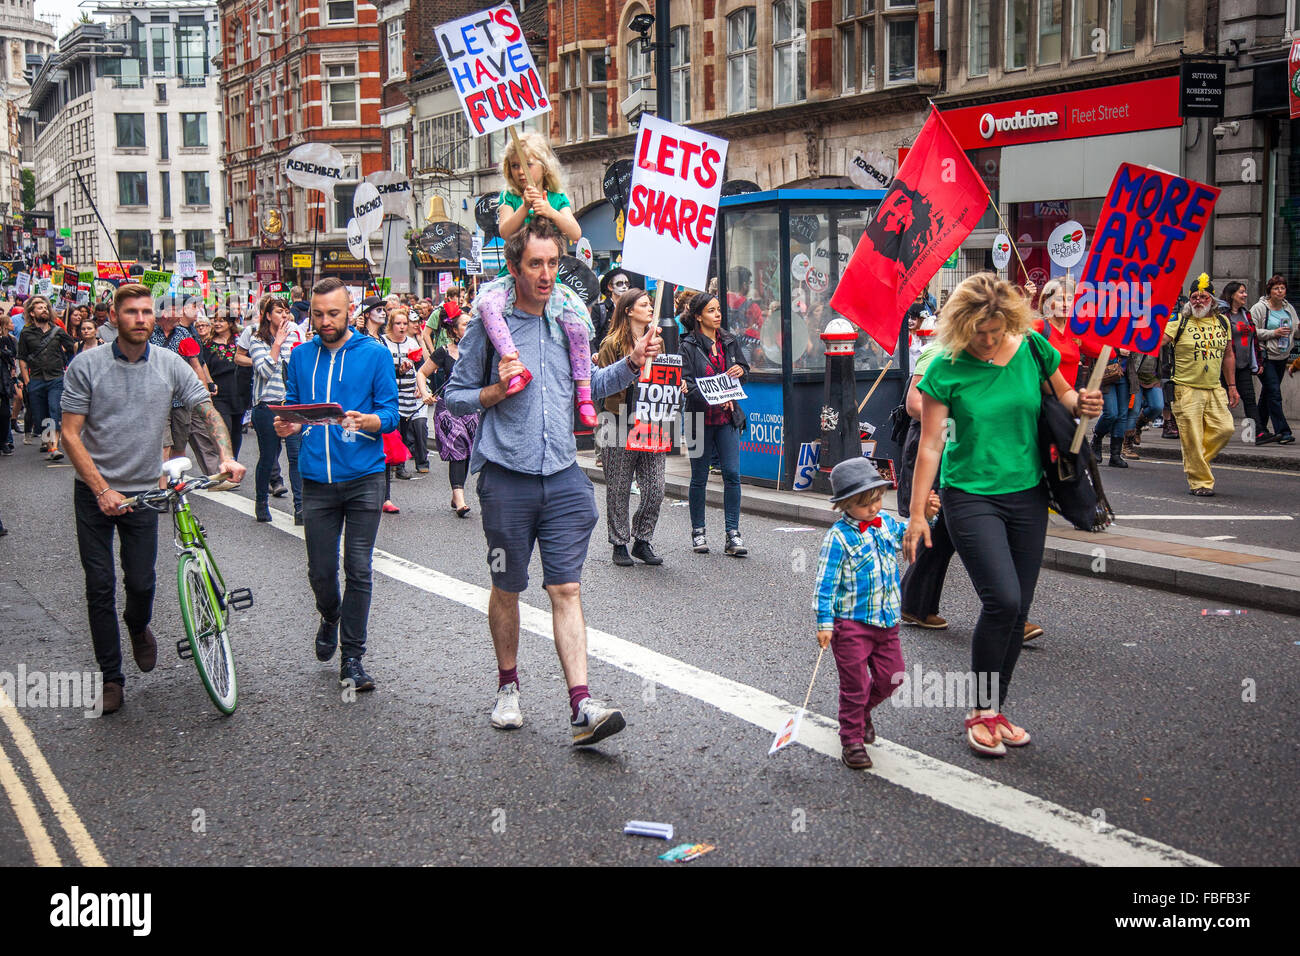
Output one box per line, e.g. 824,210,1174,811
813,513,905,630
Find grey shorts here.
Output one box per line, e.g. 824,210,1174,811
476,461,599,593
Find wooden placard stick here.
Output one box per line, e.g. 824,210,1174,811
857,360,894,414
507,125,537,191
1069,345,1111,454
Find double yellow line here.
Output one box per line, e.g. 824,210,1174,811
0,687,106,867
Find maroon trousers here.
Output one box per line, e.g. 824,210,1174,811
831,619,904,746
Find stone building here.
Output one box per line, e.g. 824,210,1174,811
0,0,56,256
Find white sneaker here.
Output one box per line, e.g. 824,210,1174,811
570,696,625,746
490,681,523,729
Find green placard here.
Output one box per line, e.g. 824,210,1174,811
59,227,72,238
79,270,95,283
141,269,173,295
942,249,960,269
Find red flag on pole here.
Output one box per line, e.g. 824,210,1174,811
830,106,990,355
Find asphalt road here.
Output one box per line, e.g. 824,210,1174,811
0,444,1297,867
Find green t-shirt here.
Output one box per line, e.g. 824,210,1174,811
913,340,942,378
498,188,572,223
918,331,1058,495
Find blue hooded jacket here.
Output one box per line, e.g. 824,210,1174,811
285,330,400,484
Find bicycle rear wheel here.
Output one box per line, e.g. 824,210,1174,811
177,552,238,714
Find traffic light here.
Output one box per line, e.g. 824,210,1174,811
152,250,163,270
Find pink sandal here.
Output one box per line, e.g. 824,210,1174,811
964,714,1007,757
991,713,1031,747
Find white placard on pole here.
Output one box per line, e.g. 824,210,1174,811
435,4,551,137
284,142,347,193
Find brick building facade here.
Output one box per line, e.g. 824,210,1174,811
217,0,384,287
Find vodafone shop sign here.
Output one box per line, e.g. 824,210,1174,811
944,77,1181,150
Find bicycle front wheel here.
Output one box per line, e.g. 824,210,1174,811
177,552,238,714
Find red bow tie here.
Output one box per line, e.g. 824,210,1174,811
858,518,881,532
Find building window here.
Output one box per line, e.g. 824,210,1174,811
158,114,169,160
334,183,357,230
386,17,405,80
886,18,915,83
561,52,581,142
184,230,214,261
1107,0,1136,52
161,172,171,218
418,113,469,173
1072,0,1098,58
151,25,169,75
181,112,207,148
184,171,210,206
727,8,757,114
162,230,176,264
326,63,358,124
390,125,406,174
588,51,608,137
326,0,355,25
176,15,208,84
626,39,651,93
773,0,807,106
1154,0,1183,43
969,0,990,77
669,27,690,122
863,22,876,88
118,172,148,206
840,24,856,92
116,113,145,148
1038,0,1062,63
116,230,152,259
1005,0,1028,69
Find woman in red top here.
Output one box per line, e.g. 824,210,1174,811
1034,277,1084,391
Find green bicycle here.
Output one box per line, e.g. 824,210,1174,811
122,457,253,715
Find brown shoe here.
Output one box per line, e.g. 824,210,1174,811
841,743,872,770
130,626,157,672
1023,621,1044,642
902,612,949,630
101,681,123,715
863,714,876,745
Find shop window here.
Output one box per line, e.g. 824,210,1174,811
1107,0,1136,52
1154,0,1183,43
669,26,690,123
1038,0,1062,63
773,0,807,106
968,0,990,77
1005,0,1028,70
886,19,915,83
727,8,757,114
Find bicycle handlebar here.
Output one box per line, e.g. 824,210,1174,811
120,472,236,510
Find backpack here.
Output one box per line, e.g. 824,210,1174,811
1031,344,1114,532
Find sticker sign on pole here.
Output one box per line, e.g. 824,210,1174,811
345,219,367,263
626,354,682,453
352,182,384,238
364,170,414,220
434,3,550,137
1047,220,1087,270
1067,163,1220,355
284,142,347,193
620,114,728,291
176,248,198,278
695,373,747,405
991,234,1012,271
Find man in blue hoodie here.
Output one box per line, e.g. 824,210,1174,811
274,276,399,691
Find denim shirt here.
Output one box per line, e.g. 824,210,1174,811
446,293,638,476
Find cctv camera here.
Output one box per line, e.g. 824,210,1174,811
1212,120,1240,140
621,87,657,126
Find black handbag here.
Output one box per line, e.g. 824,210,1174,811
1031,346,1114,532
729,400,746,433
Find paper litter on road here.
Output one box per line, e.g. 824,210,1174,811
1201,609,1247,616
659,842,716,862
624,821,674,840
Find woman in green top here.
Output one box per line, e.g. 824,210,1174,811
903,274,1102,758
496,131,582,244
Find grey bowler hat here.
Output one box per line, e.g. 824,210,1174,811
828,456,891,503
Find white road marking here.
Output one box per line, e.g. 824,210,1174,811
1112,515,1292,521
0,736,61,866
1203,535,1236,541
1141,458,1300,479
0,687,107,866
203,491,1218,867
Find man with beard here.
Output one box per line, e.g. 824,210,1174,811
16,295,75,459
1161,274,1238,497
273,277,399,692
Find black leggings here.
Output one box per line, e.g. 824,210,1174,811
448,458,469,490
941,483,1049,710
900,509,955,618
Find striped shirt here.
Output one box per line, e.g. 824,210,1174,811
383,334,422,417
248,331,306,405
813,512,905,630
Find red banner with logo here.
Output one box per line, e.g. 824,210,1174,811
831,107,990,355
1066,163,1220,355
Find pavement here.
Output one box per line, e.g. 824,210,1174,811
576,441,1300,616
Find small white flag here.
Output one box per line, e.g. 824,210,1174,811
768,709,805,755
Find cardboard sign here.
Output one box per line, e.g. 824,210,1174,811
792,440,820,491
435,3,550,137
346,219,370,264
991,234,1012,270
176,248,198,278
284,142,347,193
14,272,30,296
847,150,895,190
1047,220,1086,270
76,282,91,306
695,373,747,405
141,269,173,296
60,271,78,305
96,261,132,281
35,278,54,298
364,170,413,220
626,354,682,453
621,114,729,291
1067,163,1220,355
352,182,384,237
